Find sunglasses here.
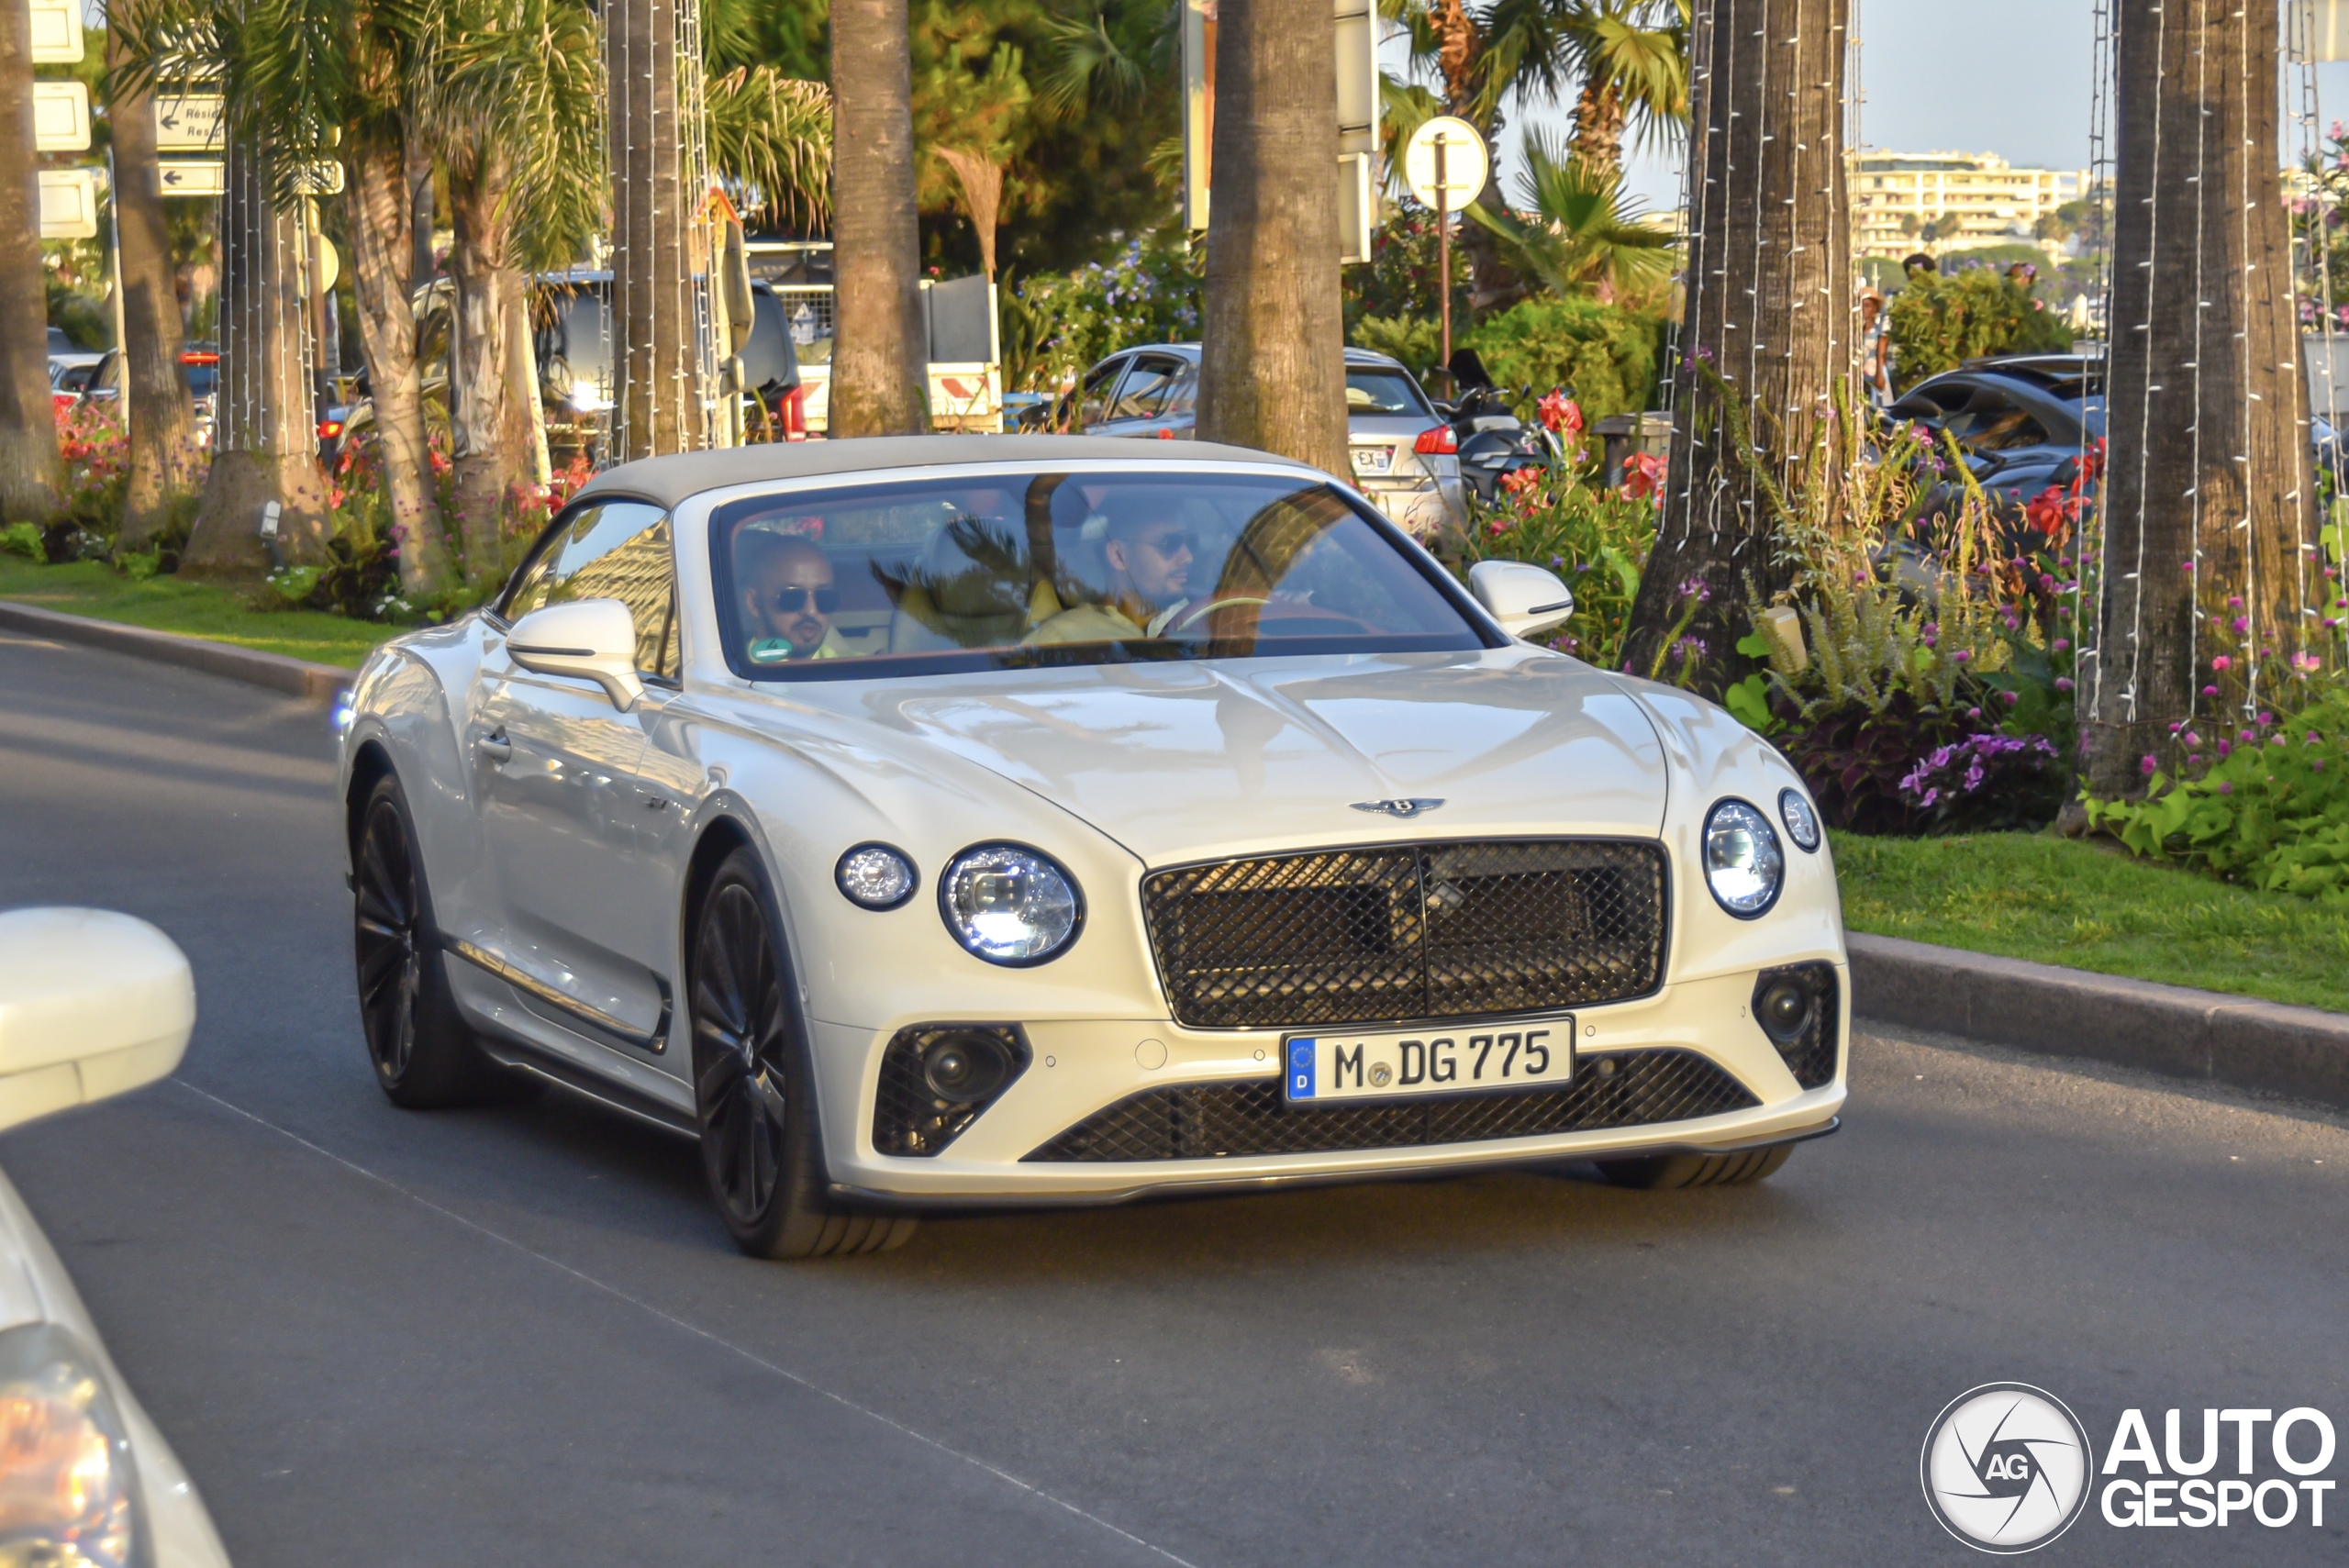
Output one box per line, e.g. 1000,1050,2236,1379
1131,528,1196,556
767,584,841,615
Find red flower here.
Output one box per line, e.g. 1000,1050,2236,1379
1537,390,1584,436
2023,486,2070,537
1621,451,1665,503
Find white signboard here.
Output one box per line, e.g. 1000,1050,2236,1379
33,82,91,152
154,95,227,152
1403,117,1489,212
39,170,100,239
1183,0,1385,248
28,0,83,63
157,160,227,197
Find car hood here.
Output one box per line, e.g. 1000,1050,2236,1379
790,649,1667,865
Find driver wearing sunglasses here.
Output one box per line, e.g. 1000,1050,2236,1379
739,530,847,662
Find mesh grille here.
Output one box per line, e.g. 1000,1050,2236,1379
1757,962,1841,1090
871,1025,1027,1157
1142,840,1667,1029
1024,1049,1755,1162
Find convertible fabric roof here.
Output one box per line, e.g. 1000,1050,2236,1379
573,435,1315,511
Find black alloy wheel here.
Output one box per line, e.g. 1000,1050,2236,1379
689,847,914,1259
351,773,497,1106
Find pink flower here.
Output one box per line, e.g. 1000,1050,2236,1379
2142,754,2159,775
2054,677,2074,692
2219,781,2234,795
2211,655,2232,671
2053,638,2070,652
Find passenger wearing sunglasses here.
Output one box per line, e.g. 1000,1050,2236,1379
739,531,848,662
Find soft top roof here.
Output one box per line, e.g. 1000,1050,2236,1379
574,434,1314,511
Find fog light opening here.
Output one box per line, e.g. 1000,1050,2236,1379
922,1031,1012,1103
1756,976,1817,1047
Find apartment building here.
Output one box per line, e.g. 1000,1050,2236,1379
1849,150,2086,259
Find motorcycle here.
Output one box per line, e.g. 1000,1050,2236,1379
1431,350,1563,503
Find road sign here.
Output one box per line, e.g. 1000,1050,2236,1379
158,161,227,197
28,0,83,63
34,82,91,152
1403,117,1489,212
154,95,227,152
314,235,339,293
39,170,99,239
293,162,345,195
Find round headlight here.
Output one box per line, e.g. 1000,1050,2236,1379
1703,798,1784,917
1777,787,1821,852
0,1324,139,1565
836,843,918,909
939,844,1082,964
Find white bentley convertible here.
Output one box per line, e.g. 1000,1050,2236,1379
338,436,1846,1259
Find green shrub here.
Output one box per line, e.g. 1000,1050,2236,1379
1460,296,1664,423
1887,267,2072,390
1449,436,1661,672
998,236,1203,393
1349,315,1441,382
0,522,42,561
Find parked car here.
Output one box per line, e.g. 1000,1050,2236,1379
337,435,1847,1261
1886,354,2103,544
1058,344,1468,536
0,907,233,1566
182,345,218,450
50,350,115,410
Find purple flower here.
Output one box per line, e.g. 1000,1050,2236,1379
2219,781,2234,795
2203,684,2221,698
2054,677,2074,692
2053,638,2070,652
1954,649,1972,663
2000,690,2020,706
2142,754,2159,775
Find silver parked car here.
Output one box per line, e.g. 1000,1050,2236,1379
1063,345,1467,537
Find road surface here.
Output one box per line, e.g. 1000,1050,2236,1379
3,628,2343,1565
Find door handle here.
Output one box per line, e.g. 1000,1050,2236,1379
478,730,513,763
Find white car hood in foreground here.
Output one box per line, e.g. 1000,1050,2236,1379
792,649,1667,864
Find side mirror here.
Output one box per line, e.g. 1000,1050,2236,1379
1468,560,1575,640
507,598,644,711
0,909,195,1135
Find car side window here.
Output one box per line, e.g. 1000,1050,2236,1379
1111,355,1185,421
500,501,680,676
1943,386,2050,452
1078,357,1127,429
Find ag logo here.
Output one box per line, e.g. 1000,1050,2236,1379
1920,1384,2095,1553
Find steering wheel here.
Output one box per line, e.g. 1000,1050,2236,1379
1167,595,1270,634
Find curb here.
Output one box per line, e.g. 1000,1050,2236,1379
1848,931,2349,1111
0,599,352,704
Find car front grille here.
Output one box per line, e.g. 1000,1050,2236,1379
1140,839,1668,1029
1023,1049,1755,1162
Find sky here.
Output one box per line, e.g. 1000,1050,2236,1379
1385,2,2349,215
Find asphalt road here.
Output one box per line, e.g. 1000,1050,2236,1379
3,628,2346,1567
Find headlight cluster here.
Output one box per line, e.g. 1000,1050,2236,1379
837,840,1084,966
1703,798,1784,917
0,1324,141,1566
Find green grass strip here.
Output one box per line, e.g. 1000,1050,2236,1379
1833,829,2349,1016
0,559,393,670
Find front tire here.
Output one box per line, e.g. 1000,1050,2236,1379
351,773,503,1106
689,847,914,1260
1595,1143,1795,1190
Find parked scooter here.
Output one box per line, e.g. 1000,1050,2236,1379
1430,350,1556,503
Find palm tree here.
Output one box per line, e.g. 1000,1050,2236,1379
1196,0,1348,477
1466,129,1673,303
2086,0,2310,796
1620,0,1849,692
0,2,64,523
106,17,202,550
830,0,927,436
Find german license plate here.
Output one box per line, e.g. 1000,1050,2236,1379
1283,1018,1572,1105
1351,445,1394,475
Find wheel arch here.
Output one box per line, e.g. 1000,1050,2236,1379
345,739,397,862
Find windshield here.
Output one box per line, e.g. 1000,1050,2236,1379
1345,369,1432,417
709,469,1490,680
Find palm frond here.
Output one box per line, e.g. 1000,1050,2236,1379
1034,5,1147,118
706,70,831,231
1467,128,1675,296
416,0,604,268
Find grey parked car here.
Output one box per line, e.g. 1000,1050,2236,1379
1060,344,1467,536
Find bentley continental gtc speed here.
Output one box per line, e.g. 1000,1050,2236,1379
337,436,1846,1259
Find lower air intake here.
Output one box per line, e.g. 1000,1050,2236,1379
1023,1049,1757,1162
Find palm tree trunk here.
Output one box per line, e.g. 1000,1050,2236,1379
1569,80,1627,177
184,137,329,575
447,150,516,582
107,27,198,549
608,0,706,458
1196,0,1350,477
829,0,927,436
2086,0,2311,795
0,1,61,521
1621,0,1850,692
348,135,449,593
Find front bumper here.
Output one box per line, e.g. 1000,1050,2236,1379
807,964,1848,1206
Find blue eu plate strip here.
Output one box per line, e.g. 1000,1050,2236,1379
1287,1039,1316,1100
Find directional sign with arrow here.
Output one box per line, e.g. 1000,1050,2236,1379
154,95,226,152
158,161,228,197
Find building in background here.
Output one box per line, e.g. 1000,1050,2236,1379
1849,150,2087,260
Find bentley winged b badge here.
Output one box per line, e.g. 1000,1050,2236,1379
1351,798,1445,819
